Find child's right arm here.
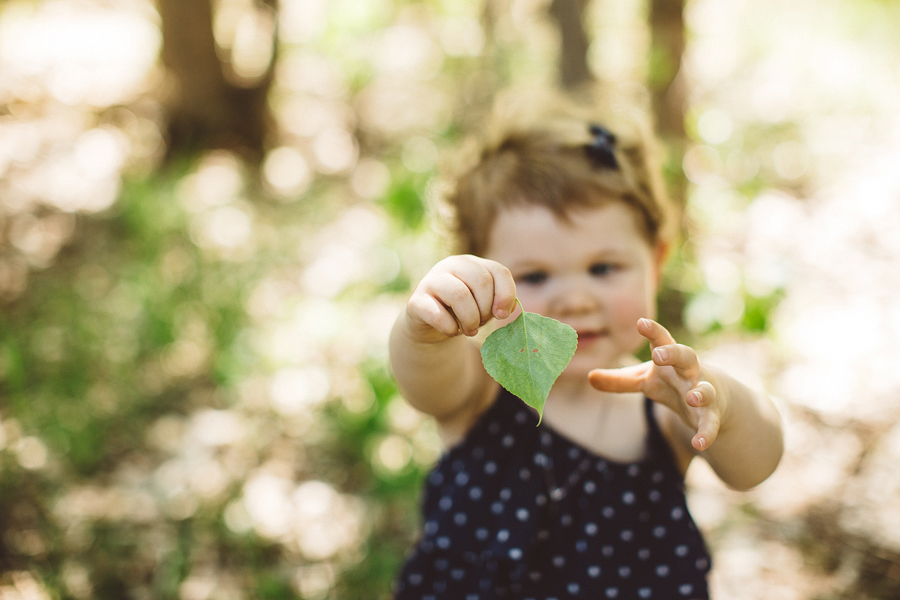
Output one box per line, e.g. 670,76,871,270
389,255,517,443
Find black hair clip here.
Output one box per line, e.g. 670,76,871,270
585,124,619,170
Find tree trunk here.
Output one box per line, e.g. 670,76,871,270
156,0,277,165
648,0,687,203
548,0,593,91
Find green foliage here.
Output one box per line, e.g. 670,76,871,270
480,307,578,422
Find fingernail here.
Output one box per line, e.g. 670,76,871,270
655,347,668,362
697,437,706,450
691,391,702,404
641,318,653,330
495,308,508,319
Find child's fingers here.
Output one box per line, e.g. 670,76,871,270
638,318,677,349
692,407,720,452
475,258,517,320
588,363,652,393
686,381,716,408
407,292,464,338
424,271,484,336
651,343,701,380
440,257,498,326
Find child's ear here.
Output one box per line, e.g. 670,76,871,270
654,242,669,285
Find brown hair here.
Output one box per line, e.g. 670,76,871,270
441,93,674,256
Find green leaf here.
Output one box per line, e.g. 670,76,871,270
480,307,578,424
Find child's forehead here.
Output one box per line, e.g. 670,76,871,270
485,202,651,256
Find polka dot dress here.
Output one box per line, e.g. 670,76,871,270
394,389,711,600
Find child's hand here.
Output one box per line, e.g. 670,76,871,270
588,318,721,452
404,255,518,344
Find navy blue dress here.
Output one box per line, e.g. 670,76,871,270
394,389,711,600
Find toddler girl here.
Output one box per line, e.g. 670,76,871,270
389,97,784,600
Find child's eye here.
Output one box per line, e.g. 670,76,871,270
589,262,617,277
518,271,548,285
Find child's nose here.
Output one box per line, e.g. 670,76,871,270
554,280,598,315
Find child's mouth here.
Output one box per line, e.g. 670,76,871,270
576,330,605,349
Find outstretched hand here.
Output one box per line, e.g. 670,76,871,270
588,319,721,452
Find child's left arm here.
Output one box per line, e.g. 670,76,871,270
588,318,784,490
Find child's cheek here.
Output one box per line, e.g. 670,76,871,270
610,291,654,342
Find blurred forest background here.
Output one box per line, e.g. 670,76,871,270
1,0,900,598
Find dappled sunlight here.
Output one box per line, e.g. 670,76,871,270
2,0,900,597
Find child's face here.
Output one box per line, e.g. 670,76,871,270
483,201,664,377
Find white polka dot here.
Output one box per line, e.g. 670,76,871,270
484,461,497,474
454,512,467,525
648,490,661,502
587,565,601,578
696,557,709,570
585,523,598,535
675,544,689,557
519,468,531,480
618,566,631,578
516,508,530,521
424,520,438,535
638,588,652,598
652,471,664,483
638,548,651,560
622,491,636,505
451,568,465,580
605,588,619,598
653,526,667,538
515,411,528,423
568,582,580,594
408,573,422,585
423,595,436,600
553,555,566,568
509,547,523,560
491,502,504,514
602,545,614,557
679,584,694,596
568,447,581,459
455,471,470,485
534,452,548,466
497,529,510,542
469,486,483,500
541,433,553,447
502,434,515,447
561,514,573,526
465,595,480,600
575,540,588,553
436,536,451,549
602,506,615,518
656,564,670,577
529,570,542,581
430,472,444,485
475,528,489,540
671,507,684,520
536,493,547,506
620,530,634,541
584,480,597,493
595,460,608,471
627,465,640,477
439,496,452,510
